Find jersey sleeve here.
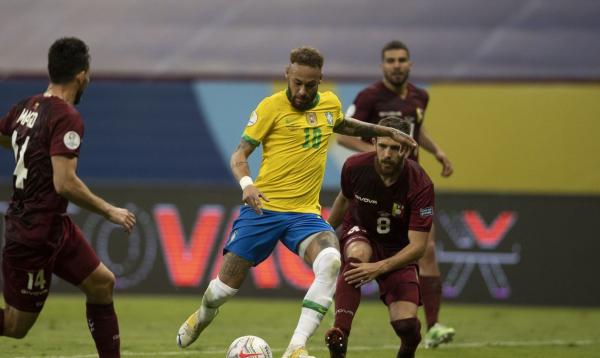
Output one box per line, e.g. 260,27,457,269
340,160,354,199
242,98,274,146
331,93,345,128
349,90,375,124
0,105,16,136
408,184,435,232
49,111,84,157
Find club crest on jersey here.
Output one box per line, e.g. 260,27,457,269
325,112,334,126
416,107,424,123
392,203,404,217
63,131,81,150
306,112,317,126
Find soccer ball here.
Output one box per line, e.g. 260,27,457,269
226,335,272,358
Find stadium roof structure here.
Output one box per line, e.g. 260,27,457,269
0,0,598,80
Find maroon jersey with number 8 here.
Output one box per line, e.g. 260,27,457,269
341,152,434,254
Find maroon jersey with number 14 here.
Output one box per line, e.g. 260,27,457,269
0,94,84,246
341,152,434,257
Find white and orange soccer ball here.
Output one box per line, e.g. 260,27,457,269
226,335,273,358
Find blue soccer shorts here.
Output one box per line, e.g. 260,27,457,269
223,206,333,265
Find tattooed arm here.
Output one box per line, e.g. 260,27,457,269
334,117,417,148
230,138,269,214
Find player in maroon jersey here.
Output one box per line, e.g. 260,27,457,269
325,117,432,358
336,40,455,348
0,37,135,358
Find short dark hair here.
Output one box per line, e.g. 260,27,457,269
290,46,324,69
381,40,410,60
378,116,411,136
48,37,90,84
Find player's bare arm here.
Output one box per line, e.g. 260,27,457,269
230,138,269,214
418,126,453,177
51,155,136,232
327,191,349,229
336,133,374,152
344,230,428,287
335,117,417,148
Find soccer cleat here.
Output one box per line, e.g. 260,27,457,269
325,327,347,358
424,322,455,348
281,345,316,358
175,306,218,348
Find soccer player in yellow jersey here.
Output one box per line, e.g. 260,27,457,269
176,47,416,358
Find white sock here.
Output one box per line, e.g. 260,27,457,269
198,277,238,322
289,247,341,347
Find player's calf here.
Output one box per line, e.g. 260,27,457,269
391,317,421,358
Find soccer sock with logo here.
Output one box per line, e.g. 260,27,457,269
391,318,421,358
289,247,341,347
86,302,120,358
420,275,442,329
198,277,238,320
0,308,4,336
333,257,363,337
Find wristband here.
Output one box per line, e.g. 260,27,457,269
239,176,254,190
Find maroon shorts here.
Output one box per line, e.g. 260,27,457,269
340,225,421,306
2,217,100,312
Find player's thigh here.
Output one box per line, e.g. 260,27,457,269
78,263,115,304
2,303,40,338
53,219,101,287
224,207,286,267
377,265,421,312
2,241,55,314
282,213,337,264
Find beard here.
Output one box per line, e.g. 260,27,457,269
385,71,409,88
289,89,317,111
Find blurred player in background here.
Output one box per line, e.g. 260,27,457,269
0,37,136,358
336,40,455,348
326,117,432,358
176,46,417,358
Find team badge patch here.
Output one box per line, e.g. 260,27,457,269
63,131,81,150
392,203,404,217
416,107,424,123
326,112,334,126
420,206,434,217
306,112,317,126
247,111,258,126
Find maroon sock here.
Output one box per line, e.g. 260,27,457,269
333,257,362,337
420,275,442,329
391,318,421,358
0,308,4,336
86,302,120,358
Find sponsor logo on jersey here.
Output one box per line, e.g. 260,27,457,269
354,194,377,205
419,206,434,217
378,110,402,118
416,107,425,123
306,112,317,126
247,111,258,126
325,112,334,126
63,131,81,150
392,202,403,217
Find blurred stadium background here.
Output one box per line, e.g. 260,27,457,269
0,0,599,357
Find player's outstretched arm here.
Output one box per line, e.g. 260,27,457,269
335,117,417,149
344,230,428,287
230,138,269,215
335,133,374,152
327,191,349,229
418,126,453,177
51,155,136,232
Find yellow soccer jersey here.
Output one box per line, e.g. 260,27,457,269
242,89,344,214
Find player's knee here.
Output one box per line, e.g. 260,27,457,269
87,270,116,301
391,317,422,345
313,247,341,282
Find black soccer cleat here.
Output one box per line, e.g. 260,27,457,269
325,327,348,358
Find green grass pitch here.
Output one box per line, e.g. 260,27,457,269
1,294,599,357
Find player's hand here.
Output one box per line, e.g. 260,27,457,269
435,151,453,177
106,206,136,233
344,261,385,288
389,128,417,149
242,185,269,215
